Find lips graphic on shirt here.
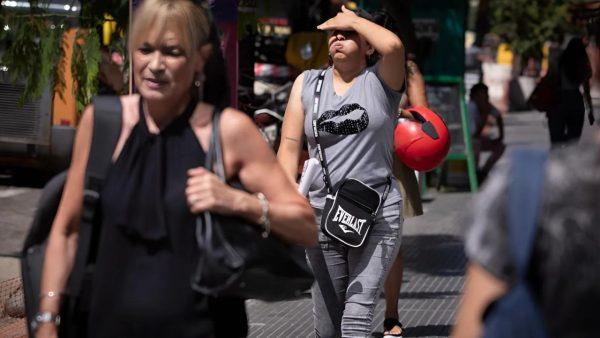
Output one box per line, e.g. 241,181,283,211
317,103,369,135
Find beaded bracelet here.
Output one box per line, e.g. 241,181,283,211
256,192,270,238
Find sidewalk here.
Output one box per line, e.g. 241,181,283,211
246,111,552,338
0,111,558,338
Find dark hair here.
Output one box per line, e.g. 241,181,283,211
531,138,600,338
196,0,229,107
202,19,229,106
353,9,398,66
469,83,488,99
559,37,591,85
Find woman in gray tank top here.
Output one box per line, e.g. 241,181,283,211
277,6,406,337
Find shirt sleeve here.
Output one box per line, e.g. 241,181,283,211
371,64,404,94
300,70,314,116
369,64,404,114
464,159,514,282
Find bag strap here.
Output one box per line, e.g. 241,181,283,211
379,176,392,208
195,108,244,285
507,148,548,278
205,108,226,180
311,68,392,199
68,96,122,299
312,68,334,194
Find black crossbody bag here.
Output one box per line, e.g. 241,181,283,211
312,69,391,248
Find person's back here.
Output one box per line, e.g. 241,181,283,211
454,133,600,338
529,137,600,337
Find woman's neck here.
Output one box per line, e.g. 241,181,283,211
332,62,365,83
144,94,191,131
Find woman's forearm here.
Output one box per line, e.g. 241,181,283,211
350,17,403,57
276,143,301,185
406,60,429,107
267,200,317,246
38,229,79,314
231,190,316,246
452,263,508,338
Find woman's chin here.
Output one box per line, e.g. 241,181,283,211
332,54,347,62
139,87,170,100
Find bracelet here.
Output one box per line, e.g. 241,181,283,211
256,192,270,238
39,291,63,300
31,311,61,331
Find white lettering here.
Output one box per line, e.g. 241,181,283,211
332,205,367,234
332,206,344,222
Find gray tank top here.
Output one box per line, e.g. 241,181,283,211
301,65,403,209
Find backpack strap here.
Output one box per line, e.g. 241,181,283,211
67,96,122,300
507,148,548,278
86,96,123,186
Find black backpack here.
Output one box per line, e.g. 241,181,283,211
482,148,549,338
20,96,122,338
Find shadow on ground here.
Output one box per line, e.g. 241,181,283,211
402,235,467,277
372,324,452,337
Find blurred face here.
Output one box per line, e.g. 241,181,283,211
328,30,372,65
133,23,202,102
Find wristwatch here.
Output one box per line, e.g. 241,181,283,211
31,311,61,331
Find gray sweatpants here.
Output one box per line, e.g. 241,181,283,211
306,202,403,337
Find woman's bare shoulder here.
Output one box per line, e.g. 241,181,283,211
219,107,259,139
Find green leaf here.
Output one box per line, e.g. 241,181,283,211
72,29,102,113
490,0,578,61
0,0,129,110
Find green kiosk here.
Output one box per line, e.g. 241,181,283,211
412,0,478,192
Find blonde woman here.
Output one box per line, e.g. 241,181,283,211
36,1,315,337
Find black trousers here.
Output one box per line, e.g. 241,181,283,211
547,90,585,145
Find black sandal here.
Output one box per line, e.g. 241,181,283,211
383,318,404,338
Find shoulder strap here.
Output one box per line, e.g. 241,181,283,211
86,96,123,185
196,107,243,273
312,68,334,194
68,96,122,300
205,107,225,180
507,148,548,278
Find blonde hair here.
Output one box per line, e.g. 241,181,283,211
130,0,211,57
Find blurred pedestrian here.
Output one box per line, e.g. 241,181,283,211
453,133,600,338
468,83,505,180
547,37,595,145
374,4,427,335
277,5,406,337
382,53,428,338
35,1,316,337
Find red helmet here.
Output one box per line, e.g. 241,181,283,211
394,106,450,172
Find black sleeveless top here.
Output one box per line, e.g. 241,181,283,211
87,100,246,338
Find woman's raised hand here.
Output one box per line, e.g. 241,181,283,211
317,5,359,31
186,167,242,215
